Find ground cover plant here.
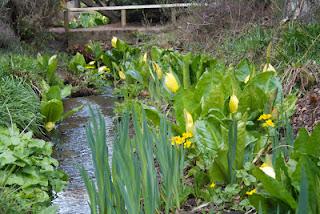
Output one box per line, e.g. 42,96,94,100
0,125,67,212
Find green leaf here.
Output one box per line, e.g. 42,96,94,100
252,168,297,210
0,150,17,167
293,124,320,159
61,85,72,99
69,53,86,73
46,86,61,101
40,99,64,123
235,59,252,82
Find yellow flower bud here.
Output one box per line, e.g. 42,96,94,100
45,122,55,132
246,188,256,196
229,95,239,113
111,36,118,48
164,72,179,93
244,75,250,84
184,109,194,134
119,70,126,80
143,53,148,63
152,62,162,79
263,63,276,72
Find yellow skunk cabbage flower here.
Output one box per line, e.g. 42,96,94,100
164,72,179,93
246,189,256,196
263,63,276,72
143,53,148,63
260,163,276,179
229,95,239,113
111,36,118,48
118,70,126,80
152,62,163,79
45,122,55,132
244,75,250,84
184,109,194,133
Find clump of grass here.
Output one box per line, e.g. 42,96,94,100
275,22,320,66
0,52,42,84
0,187,31,214
0,76,41,131
216,25,274,64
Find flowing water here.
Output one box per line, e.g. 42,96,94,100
52,88,115,214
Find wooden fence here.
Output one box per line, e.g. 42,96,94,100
64,3,205,32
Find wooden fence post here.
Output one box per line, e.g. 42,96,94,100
64,9,69,46
74,0,80,8
121,9,127,27
171,8,177,24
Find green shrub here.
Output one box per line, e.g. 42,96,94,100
69,12,110,29
0,77,41,131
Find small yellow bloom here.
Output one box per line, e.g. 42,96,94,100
244,75,250,84
260,163,276,178
152,62,162,79
258,114,272,121
246,188,257,196
229,95,239,113
45,122,55,132
182,132,193,139
209,182,216,188
184,140,192,148
111,36,118,48
164,72,179,93
184,110,194,134
171,136,184,145
88,61,96,65
262,119,275,128
143,53,148,63
118,70,126,80
263,63,276,73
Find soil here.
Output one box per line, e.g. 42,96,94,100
292,86,320,134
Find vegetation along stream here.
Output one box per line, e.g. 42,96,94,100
52,88,115,214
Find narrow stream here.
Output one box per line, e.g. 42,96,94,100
52,88,115,214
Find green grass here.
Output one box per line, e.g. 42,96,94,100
216,25,274,65
0,76,41,131
275,22,320,66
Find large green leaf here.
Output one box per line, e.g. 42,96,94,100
293,124,320,159
174,88,201,130
45,86,61,101
40,99,64,123
235,58,254,82
291,157,320,214
252,168,297,210
69,53,86,72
